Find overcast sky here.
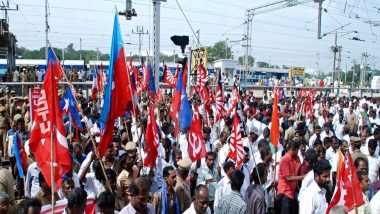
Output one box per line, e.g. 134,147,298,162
6,0,380,73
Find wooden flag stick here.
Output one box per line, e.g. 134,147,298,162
347,152,359,214
58,61,112,193
50,127,55,214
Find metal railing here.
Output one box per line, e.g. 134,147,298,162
1,82,379,100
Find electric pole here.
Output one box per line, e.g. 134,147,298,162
153,0,166,93
132,26,148,64
361,52,369,87
45,0,49,60
79,37,82,60
316,0,324,39
0,0,18,70
331,31,342,86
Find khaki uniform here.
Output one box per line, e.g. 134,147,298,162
35,190,60,206
174,175,192,212
0,167,16,212
284,127,295,142
116,167,139,207
0,114,7,151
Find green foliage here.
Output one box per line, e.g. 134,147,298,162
256,61,270,68
238,55,255,66
16,43,110,63
207,40,232,63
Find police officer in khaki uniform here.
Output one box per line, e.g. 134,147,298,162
175,158,192,212
116,142,140,208
0,107,8,158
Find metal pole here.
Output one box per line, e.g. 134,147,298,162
317,1,323,39
332,31,337,85
153,0,161,93
79,37,82,60
45,0,48,60
337,46,342,96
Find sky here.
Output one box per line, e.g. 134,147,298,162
5,0,380,74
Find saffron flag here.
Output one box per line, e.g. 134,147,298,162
187,104,207,162
13,132,27,178
60,88,83,130
98,13,132,158
326,150,365,213
99,64,104,96
144,106,159,169
227,114,244,168
270,88,279,148
29,54,71,189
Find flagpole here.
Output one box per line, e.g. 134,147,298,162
50,126,55,213
347,152,359,214
272,145,278,207
59,59,112,192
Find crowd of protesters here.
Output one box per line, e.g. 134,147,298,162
1,73,380,214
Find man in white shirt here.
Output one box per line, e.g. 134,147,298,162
361,128,380,157
183,185,211,214
367,140,380,184
120,177,155,214
242,126,260,159
320,123,333,143
12,69,19,82
309,126,322,148
299,159,331,214
333,115,345,140
213,161,235,211
25,161,40,198
36,69,44,82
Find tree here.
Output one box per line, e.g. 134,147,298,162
238,55,255,66
256,61,270,68
207,40,232,63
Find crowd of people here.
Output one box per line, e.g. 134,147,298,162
3,67,87,96
1,77,380,214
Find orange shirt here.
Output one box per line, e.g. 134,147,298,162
277,153,300,199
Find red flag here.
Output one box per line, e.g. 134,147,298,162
162,64,176,87
225,85,239,116
188,104,207,161
29,59,71,189
326,150,365,213
154,88,164,108
227,114,244,168
302,94,312,119
91,72,98,101
195,64,207,92
270,88,279,147
144,106,159,169
141,62,148,90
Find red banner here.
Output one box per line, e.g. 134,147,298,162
40,198,96,214
29,88,41,123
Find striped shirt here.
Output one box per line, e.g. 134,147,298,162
215,191,247,214
244,184,266,214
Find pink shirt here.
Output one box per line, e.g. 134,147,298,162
277,153,300,199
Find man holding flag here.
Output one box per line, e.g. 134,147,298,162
29,46,72,191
